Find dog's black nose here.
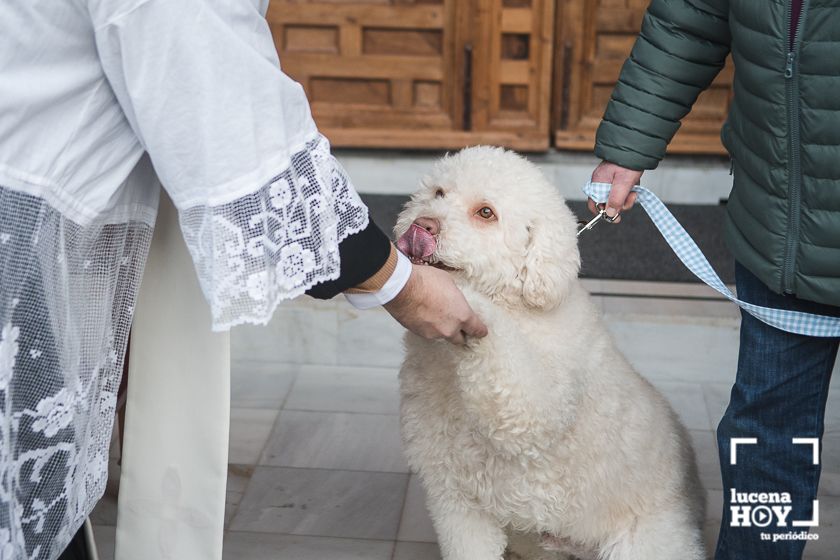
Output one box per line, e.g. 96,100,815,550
413,216,440,236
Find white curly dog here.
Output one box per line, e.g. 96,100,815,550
395,147,705,560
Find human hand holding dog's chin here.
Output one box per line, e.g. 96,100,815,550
588,161,644,224
384,264,488,346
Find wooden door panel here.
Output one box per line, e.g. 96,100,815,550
554,0,733,154
267,0,554,151
268,0,455,139
466,0,554,138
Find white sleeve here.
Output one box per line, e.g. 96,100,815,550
91,0,369,330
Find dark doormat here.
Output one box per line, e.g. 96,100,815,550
361,194,735,285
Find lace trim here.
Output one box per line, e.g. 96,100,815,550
0,186,153,558
179,135,369,330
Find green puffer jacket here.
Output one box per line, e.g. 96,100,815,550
595,0,840,307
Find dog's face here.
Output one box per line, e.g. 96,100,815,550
395,146,581,310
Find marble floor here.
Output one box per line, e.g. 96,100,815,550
92,292,840,560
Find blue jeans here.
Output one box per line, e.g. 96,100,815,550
715,262,839,559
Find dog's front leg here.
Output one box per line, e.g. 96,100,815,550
429,502,506,560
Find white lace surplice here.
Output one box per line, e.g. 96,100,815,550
180,136,368,330
0,1,370,556
0,187,155,560
0,136,366,558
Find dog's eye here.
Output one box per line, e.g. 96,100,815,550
476,206,496,220
434,188,445,199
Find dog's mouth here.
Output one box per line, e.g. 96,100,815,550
397,223,459,272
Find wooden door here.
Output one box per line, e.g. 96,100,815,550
553,0,733,155
266,0,555,151
464,0,556,150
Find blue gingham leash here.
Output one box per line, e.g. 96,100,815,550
583,181,840,337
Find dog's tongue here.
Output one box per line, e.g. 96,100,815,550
397,223,437,260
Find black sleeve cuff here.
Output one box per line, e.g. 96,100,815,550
305,219,392,300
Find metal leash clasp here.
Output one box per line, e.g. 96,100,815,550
577,203,620,238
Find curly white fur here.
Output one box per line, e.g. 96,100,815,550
396,147,705,560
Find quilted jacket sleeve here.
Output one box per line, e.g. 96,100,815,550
594,0,731,170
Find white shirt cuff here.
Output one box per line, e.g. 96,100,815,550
344,250,412,310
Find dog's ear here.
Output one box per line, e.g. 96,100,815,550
520,216,580,310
